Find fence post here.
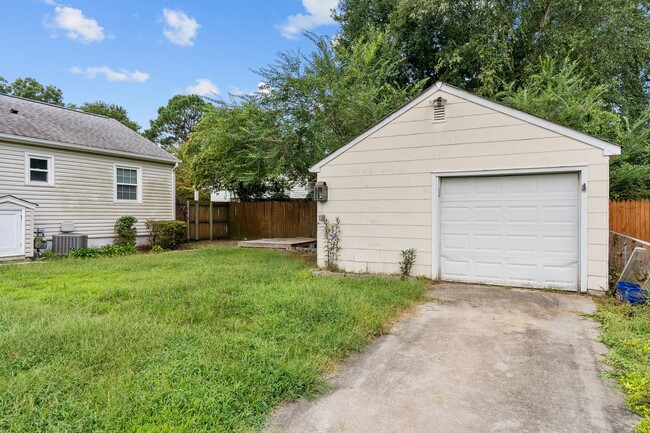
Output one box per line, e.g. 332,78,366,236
186,200,190,241
209,201,214,241
195,201,200,241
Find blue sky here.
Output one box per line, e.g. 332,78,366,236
1,0,339,130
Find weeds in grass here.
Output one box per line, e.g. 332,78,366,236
399,248,417,279
593,297,650,432
323,217,342,271
0,246,427,432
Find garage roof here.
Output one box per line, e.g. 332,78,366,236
310,81,621,173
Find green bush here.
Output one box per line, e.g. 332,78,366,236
157,221,186,249
68,244,136,258
145,220,186,249
144,219,163,246
114,216,137,246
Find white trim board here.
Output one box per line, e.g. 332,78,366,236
431,166,589,293
0,195,37,209
310,81,620,172
0,133,180,165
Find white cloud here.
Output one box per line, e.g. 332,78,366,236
48,6,104,43
162,8,200,47
71,66,150,83
279,0,338,40
186,79,219,96
257,82,271,95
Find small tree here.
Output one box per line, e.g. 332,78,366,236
114,216,137,246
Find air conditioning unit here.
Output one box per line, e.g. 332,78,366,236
52,233,88,255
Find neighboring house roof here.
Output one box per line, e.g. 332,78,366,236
0,94,179,164
310,81,621,173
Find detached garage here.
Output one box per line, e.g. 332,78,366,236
310,82,620,293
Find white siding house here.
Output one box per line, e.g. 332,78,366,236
310,82,620,293
0,94,179,259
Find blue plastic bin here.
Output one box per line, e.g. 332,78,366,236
615,282,648,305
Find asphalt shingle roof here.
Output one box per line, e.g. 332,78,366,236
0,94,178,163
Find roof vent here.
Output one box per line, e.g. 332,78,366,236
10,109,18,114
433,106,446,123
430,97,447,123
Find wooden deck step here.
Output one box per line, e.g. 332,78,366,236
238,237,317,250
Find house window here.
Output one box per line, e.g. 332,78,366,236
25,153,54,186
115,166,141,202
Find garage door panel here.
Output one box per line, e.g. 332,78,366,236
440,173,579,290
441,206,470,223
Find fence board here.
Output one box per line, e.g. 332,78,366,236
610,200,650,242
179,200,317,241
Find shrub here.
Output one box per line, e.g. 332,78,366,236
399,248,417,279
323,217,342,271
145,220,186,249
144,219,163,246
114,216,138,246
68,244,136,258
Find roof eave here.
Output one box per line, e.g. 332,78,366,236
0,132,181,164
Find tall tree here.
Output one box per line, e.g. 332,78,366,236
143,95,211,151
0,76,64,106
184,103,290,201
74,101,141,131
186,33,426,200
335,0,650,116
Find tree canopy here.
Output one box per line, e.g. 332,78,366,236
0,76,64,106
335,0,650,116
185,33,426,200
143,94,211,151
74,101,141,132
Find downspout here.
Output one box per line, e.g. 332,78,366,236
171,163,178,220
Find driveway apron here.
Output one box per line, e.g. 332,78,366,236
268,284,638,433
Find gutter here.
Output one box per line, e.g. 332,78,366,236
0,132,181,165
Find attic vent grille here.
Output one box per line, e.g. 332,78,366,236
433,106,446,123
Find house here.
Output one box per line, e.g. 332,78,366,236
210,183,311,202
310,82,620,293
0,94,179,260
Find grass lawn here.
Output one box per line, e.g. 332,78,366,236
594,298,650,433
0,246,429,432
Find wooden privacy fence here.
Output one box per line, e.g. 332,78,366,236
182,200,317,241
610,199,650,243
184,201,230,240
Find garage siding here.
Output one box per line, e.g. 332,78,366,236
316,90,610,291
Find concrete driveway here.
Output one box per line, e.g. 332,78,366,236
267,284,638,433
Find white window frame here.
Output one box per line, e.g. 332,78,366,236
114,164,143,204
24,153,55,186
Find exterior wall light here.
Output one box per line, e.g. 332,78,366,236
315,181,328,202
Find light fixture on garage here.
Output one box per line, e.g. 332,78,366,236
430,97,447,108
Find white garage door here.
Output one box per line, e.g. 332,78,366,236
439,173,579,290
0,210,24,257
